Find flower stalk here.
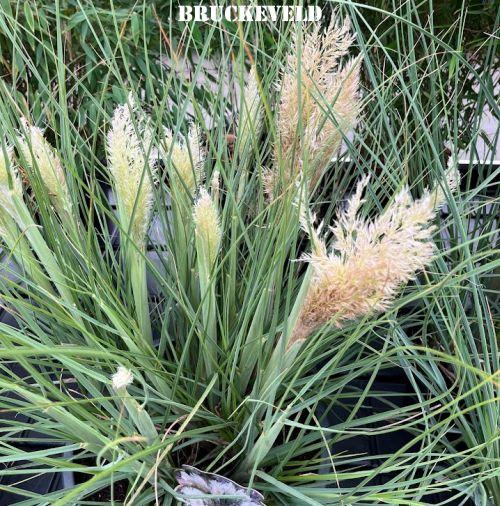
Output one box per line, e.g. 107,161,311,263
163,125,204,291
0,144,53,294
107,100,156,345
237,65,263,180
269,16,361,196
0,143,84,322
112,366,158,444
193,188,221,392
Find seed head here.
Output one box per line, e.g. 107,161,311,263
112,366,134,390
163,124,204,194
271,15,361,195
238,65,263,156
210,170,221,201
18,119,71,213
193,188,221,266
290,176,450,345
107,102,156,246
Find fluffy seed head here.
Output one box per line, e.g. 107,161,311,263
271,15,361,195
211,170,220,200
112,366,133,390
193,188,221,266
107,102,156,246
18,119,71,213
290,177,445,345
163,124,204,194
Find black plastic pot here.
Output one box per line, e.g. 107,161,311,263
321,364,474,505
0,313,75,503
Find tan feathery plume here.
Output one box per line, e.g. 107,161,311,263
163,124,204,194
18,119,71,213
289,170,460,346
107,102,156,247
271,16,361,195
193,187,221,267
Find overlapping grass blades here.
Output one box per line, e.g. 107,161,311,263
0,1,497,504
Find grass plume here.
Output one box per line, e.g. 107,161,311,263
18,119,72,215
290,167,460,346
270,16,361,195
163,124,204,195
107,101,156,247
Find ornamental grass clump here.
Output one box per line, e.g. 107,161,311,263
0,5,497,505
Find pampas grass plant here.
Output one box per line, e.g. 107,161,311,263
0,2,497,505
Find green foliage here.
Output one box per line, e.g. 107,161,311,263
0,1,498,504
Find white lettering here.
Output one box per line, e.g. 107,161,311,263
224,6,235,21
308,6,322,22
239,7,253,22
178,6,192,21
266,6,278,22
194,6,209,22
178,4,323,22
282,6,293,21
